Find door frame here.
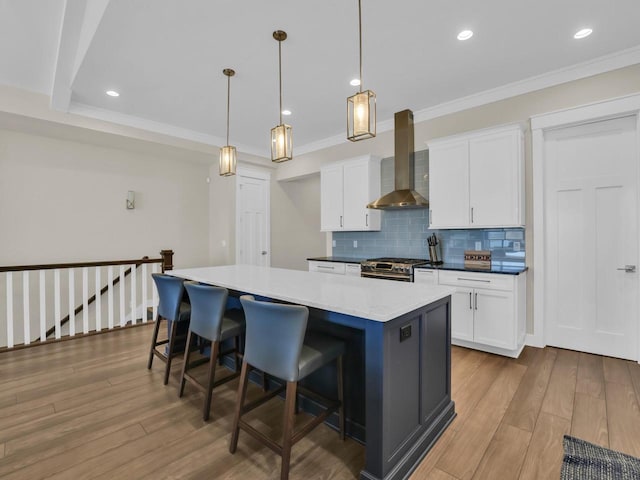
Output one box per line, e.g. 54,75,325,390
235,165,271,267
530,92,640,362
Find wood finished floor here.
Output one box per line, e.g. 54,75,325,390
1,326,640,479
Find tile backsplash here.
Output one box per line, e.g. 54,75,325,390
332,149,526,263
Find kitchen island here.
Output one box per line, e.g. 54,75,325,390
169,265,455,480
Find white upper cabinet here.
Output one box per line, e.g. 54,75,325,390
321,155,381,232
428,125,524,229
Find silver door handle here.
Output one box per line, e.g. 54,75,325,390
471,207,474,223
474,292,478,310
469,292,472,310
340,215,343,227
365,213,368,227
261,251,268,255
617,265,636,273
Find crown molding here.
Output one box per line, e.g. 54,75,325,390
294,44,640,155
68,101,269,158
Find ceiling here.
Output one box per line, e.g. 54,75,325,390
2,0,640,157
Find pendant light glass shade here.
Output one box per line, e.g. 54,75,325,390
219,68,237,176
271,123,292,162
219,145,237,176
271,30,292,162
347,90,376,140
347,0,376,141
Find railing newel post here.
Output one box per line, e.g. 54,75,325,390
160,250,174,272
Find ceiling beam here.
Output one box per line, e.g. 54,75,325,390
50,0,111,112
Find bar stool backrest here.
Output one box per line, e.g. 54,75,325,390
183,282,228,341
240,295,309,382
152,273,185,322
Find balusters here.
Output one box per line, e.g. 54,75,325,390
54,269,61,339
82,267,89,334
68,269,75,337
0,254,167,350
142,264,148,323
95,267,102,332
23,271,30,345
130,264,137,325
119,265,125,327
107,266,114,329
6,272,14,348
151,262,159,321
39,270,46,342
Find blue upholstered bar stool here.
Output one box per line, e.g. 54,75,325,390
229,295,345,480
148,273,191,385
179,282,245,421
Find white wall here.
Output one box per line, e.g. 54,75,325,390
0,128,210,267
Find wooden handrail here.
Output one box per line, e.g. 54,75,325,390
0,257,163,273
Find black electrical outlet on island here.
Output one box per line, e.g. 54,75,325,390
400,324,412,342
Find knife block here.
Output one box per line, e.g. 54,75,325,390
428,245,443,265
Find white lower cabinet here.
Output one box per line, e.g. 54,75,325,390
414,268,438,285
436,270,526,358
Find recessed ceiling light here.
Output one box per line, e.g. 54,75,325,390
350,78,361,86
282,109,292,116
574,28,593,39
105,90,120,97
457,30,474,41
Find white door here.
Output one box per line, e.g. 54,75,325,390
236,167,270,266
450,287,475,342
343,160,368,230
545,115,638,360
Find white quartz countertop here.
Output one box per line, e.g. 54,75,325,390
169,265,454,322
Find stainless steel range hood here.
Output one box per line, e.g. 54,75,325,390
367,109,429,209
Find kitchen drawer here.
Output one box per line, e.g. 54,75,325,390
308,261,346,275
414,268,438,285
438,270,514,291
345,263,361,276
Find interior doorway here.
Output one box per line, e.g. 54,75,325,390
235,166,270,267
533,96,640,361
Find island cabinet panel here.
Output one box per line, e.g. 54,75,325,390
363,296,455,480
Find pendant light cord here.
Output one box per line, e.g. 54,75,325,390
278,38,283,125
226,73,231,146
358,0,363,93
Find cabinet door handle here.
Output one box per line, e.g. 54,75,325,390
469,292,472,310
340,215,343,228
474,292,478,310
366,213,368,227
317,265,335,270
430,209,433,225
471,207,474,223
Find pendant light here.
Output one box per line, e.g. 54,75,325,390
219,68,237,176
271,30,292,162
347,0,376,141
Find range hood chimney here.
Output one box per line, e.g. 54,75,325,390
367,109,428,210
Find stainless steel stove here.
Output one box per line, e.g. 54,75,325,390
360,257,431,282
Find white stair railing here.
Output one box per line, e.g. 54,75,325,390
0,250,173,350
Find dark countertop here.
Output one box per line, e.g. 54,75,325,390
307,256,368,263
415,262,528,275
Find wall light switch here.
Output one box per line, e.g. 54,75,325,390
513,242,521,252
475,241,482,250
353,240,358,248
